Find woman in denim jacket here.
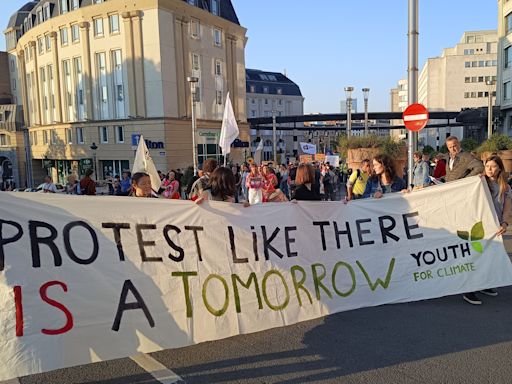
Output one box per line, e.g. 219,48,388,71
362,154,406,198
412,151,431,189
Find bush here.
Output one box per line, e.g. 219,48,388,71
422,145,435,156
460,138,478,152
476,134,512,154
338,134,406,158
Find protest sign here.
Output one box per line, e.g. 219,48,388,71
0,176,511,380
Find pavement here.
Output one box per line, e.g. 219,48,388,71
8,221,512,384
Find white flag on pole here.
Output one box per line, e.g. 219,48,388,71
219,92,239,156
253,139,264,165
300,142,317,155
132,134,161,192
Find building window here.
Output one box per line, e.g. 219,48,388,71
11,79,16,90
263,87,269,94
192,53,200,71
74,57,85,120
190,19,200,38
215,59,222,76
96,52,109,118
76,127,84,144
278,99,282,105
45,35,51,51
51,130,58,144
251,110,256,117
66,128,72,144
60,0,68,14
40,67,49,124
38,37,44,54
265,99,268,105
48,64,56,122
504,82,511,101
0,134,10,146
109,14,119,34
37,9,43,23
251,98,255,104
63,60,73,121
44,4,51,20
211,0,219,15
31,131,38,145
71,0,79,10
99,126,108,143
115,126,124,143
60,27,69,46
94,18,104,37
277,88,282,95
71,24,79,42
463,49,474,55
507,13,512,34
250,85,255,93
43,130,48,144
216,90,223,105
213,28,222,47
188,0,197,5
111,49,125,118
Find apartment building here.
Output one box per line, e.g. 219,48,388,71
4,0,248,184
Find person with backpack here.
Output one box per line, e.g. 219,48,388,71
346,159,371,201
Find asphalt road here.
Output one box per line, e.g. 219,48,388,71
9,234,512,384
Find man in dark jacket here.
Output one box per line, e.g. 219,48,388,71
444,136,483,182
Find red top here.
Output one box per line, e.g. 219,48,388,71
433,159,446,179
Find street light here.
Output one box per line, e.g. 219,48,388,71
272,110,277,164
486,80,496,139
362,88,370,136
187,76,199,175
90,142,98,179
344,86,354,138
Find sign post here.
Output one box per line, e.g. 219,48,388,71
403,103,429,188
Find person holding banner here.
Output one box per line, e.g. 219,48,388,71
129,172,153,198
162,171,181,199
411,151,431,190
246,163,264,205
362,154,406,199
463,155,512,304
190,159,218,201
291,164,321,201
195,167,236,203
346,159,371,201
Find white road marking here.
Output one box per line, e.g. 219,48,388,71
403,113,428,121
130,353,183,383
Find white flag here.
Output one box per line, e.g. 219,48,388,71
132,135,161,192
253,139,264,165
219,92,239,156
300,142,317,155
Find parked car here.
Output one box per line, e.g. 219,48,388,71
25,183,66,193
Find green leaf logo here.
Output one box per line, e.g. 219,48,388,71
470,222,484,241
457,221,484,253
457,231,469,240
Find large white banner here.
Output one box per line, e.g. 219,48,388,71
0,176,511,380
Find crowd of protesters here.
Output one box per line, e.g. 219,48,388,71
10,134,512,304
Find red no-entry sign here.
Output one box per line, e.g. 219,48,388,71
402,103,429,132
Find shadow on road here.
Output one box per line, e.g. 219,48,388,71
166,287,512,383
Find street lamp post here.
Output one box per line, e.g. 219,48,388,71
486,80,496,139
344,87,354,138
90,142,98,179
362,88,370,136
272,110,277,164
187,76,199,175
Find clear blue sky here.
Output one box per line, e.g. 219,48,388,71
1,1,497,113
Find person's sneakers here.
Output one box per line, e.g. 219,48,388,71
463,292,482,305
479,288,498,297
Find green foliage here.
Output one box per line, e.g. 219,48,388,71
460,138,478,152
476,134,512,154
439,144,448,154
338,134,406,158
422,145,435,156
